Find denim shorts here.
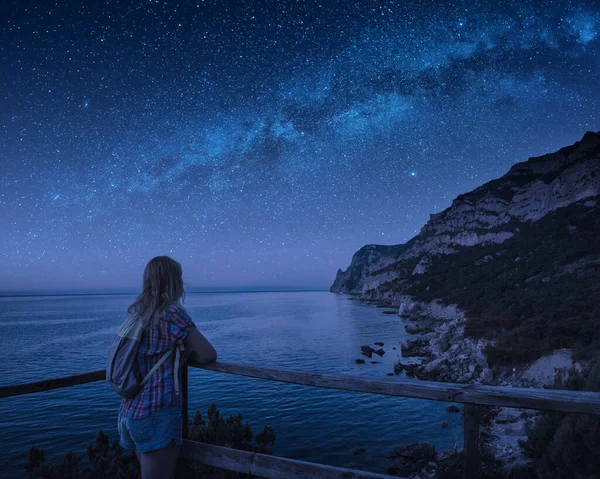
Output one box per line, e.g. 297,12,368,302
118,407,183,453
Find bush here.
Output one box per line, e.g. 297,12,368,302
520,358,600,478
26,403,275,479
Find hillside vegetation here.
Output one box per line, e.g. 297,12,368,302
404,196,600,367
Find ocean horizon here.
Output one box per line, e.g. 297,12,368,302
0,286,332,297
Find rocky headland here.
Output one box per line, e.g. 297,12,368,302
332,131,600,476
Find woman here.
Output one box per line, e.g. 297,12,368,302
117,256,217,479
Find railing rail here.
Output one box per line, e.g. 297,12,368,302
2,360,600,479
190,361,600,414
0,370,105,398
180,440,401,479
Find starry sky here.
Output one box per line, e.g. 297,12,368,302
1,0,599,292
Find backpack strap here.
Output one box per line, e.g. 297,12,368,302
140,349,173,386
174,343,184,396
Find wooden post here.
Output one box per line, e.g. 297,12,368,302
182,365,189,440
463,404,480,479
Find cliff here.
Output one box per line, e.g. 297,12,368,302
332,130,600,366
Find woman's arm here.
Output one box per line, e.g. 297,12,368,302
183,326,217,364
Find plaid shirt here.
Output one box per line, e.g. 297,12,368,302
119,304,196,419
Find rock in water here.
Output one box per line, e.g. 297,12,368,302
361,345,375,357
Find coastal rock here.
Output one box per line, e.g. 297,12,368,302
418,358,449,380
398,301,416,317
496,408,522,424
393,363,404,374
433,450,464,477
480,368,494,383
405,324,420,334
361,345,375,358
355,359,366,364
520,349,581,387
405,313,491,384
487,408,536,470
374,348,386,356
376,302,393,308
404,363,418,377
393,442,436,462
389,442,436,477
401,338,429,357
446,405,460,413
374,342,384,346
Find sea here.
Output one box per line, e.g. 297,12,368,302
0,290,463,478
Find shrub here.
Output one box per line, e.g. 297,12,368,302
520,358,600,478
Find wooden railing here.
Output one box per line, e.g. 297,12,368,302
2,361,600,479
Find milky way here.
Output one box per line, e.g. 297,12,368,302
1,0,599,291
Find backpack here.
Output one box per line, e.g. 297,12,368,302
106,311,184,399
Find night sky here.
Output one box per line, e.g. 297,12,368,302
1,1,599,292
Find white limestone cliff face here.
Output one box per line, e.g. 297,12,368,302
403,132,600,259
411,255,430,275
332,130,600,294
362,270,399,292
330,244,403,293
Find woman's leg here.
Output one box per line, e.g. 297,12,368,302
140,440,181,479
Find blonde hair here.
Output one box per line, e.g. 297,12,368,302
127,256,186,329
